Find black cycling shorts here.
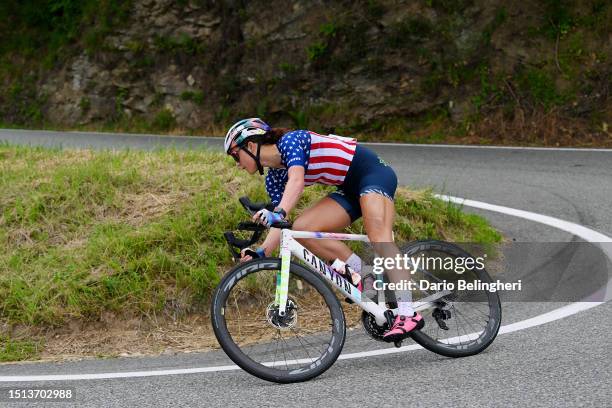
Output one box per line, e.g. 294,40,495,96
328,145,398,222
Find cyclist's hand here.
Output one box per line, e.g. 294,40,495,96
253,208,284,227
240,247,265,263
239,250,252,263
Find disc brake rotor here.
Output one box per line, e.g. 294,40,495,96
266,299,298,329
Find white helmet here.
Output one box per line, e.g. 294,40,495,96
224,118,271,153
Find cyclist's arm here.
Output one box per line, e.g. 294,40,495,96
259,166,305,256
258,227,280,257
276,166,305,215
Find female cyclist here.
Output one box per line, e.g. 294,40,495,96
224,118,423,341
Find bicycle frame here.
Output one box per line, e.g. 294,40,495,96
275,229,450,326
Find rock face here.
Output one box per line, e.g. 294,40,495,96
5,0,612,136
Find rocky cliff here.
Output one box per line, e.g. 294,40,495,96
0,0,610,144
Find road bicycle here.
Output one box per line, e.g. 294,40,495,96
211,197,502,383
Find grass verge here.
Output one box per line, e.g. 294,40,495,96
0,335,41,362
0,142,501,361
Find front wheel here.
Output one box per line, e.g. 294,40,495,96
403,240,502,357
211,258,346,383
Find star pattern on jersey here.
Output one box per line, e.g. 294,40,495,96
265,130,311,205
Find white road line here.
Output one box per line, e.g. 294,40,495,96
1,196,609,382
437,195,612,243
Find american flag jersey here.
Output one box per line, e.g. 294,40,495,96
265,130,357,206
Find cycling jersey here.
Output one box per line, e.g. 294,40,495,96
265,130,397,221
265,130,357,204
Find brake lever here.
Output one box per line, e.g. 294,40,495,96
223,232,242,261
223,222,266,261
225,197,292,261
243,248,260,259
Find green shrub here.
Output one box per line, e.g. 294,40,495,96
518,68,563,109
151,109,177,131
306,41,328,62
180,91,205,105
153,33,205,55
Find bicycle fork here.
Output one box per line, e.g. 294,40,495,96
275,229,291,316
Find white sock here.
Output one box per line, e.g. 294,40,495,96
346,253,362,273
396,290,415,316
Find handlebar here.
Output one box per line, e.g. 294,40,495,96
238,196,273,215
223,197,293,260
238,197,293,229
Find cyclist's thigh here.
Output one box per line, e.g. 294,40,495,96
359,192,395,242
293,196,351,231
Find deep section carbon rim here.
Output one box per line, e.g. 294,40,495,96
402,240,502,357
211,258,345,383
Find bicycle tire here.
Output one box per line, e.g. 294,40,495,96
211,258,346,383
402,240,502,357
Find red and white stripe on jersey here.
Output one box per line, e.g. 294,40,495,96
305,132,357,186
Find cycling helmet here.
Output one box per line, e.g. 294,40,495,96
224,118,271,153
224,118,271,175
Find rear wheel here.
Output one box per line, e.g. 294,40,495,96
402,240,502,357
211,258,346,383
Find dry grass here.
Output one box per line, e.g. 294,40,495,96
1,294,365,364
455,107,612,147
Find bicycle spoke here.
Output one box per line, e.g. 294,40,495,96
219,265,339,374
291,328,328,358
278,332,290,370
271,330,281,368
290,328,315,363
452,306,482,341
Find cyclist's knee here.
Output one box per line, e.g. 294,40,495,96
292,216,315,232
292,217,320,248
365,223,393,242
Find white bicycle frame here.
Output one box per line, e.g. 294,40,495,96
275,229,450,326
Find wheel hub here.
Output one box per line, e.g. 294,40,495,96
266,299,298,329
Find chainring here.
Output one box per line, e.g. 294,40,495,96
361,311,388,342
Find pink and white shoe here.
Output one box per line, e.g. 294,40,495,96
382,313,424,342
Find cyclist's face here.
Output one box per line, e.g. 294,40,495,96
229,142,258,174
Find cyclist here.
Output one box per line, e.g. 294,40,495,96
224,118,423,341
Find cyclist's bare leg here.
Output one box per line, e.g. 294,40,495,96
359,193,400,278
292,197,353,263
360,193,415,316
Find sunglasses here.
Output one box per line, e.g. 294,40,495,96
229,146,241,162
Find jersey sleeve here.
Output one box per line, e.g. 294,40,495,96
277,130,310,169
265,168,288,206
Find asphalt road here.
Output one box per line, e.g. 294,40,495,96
1,129,611,407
